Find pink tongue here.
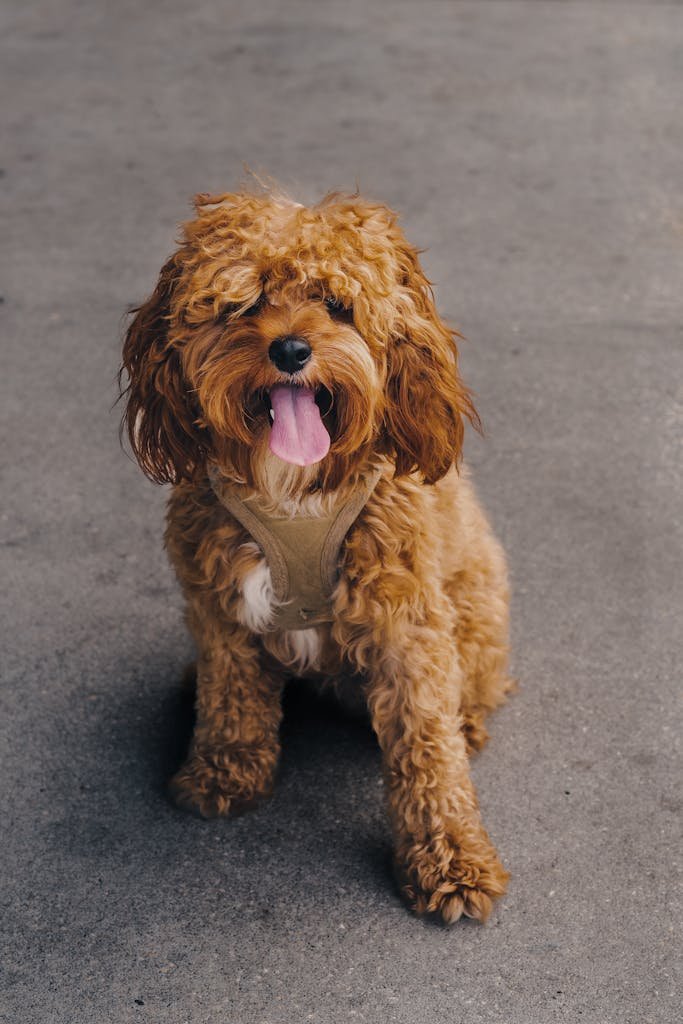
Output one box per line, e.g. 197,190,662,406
269,385,331,466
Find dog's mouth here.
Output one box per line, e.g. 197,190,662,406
262,384,333,466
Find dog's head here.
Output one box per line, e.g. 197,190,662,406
120,189,478,493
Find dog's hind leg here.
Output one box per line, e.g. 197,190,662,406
444,530,513,753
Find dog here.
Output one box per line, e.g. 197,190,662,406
120,187,512,923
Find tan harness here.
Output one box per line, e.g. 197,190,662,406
209,467,383,631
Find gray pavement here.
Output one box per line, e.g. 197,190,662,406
1,2,681,1022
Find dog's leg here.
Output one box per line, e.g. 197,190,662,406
351,612,509,923
448,569,511,753
169,621,283,819
445,536,513,753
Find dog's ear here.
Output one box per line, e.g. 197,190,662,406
383,253,479,485
120,255,204,484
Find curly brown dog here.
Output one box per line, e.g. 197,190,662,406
120,187,512,924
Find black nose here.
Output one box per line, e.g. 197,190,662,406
268,335,312,374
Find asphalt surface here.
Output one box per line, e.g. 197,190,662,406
1,2,681,1022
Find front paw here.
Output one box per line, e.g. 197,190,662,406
169,752,275,819
396,832,509,924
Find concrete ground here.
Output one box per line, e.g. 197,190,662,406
1,2,681,1022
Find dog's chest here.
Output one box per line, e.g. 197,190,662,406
210,464,383,636
248,510,339,631
238,550,325,675
213,480,342,632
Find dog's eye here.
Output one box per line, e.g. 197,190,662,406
219,296,265,322
241,294,266,317
325,297,352,319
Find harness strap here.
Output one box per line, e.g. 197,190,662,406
208,465,383,630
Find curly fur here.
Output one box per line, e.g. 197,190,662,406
120,187,512,923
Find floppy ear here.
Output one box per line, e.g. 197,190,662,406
120,256,204,484
384,257,479,485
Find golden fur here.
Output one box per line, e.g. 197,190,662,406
120,188,512,923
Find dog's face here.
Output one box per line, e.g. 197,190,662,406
121,190,477,492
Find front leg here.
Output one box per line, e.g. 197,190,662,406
372,630,508,921
170,619,284,819
338,562,508,921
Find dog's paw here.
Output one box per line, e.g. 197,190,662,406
396,833,509,924
169,753,274,819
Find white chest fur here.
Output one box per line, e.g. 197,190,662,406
239,544,277,633
238,544,323,675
